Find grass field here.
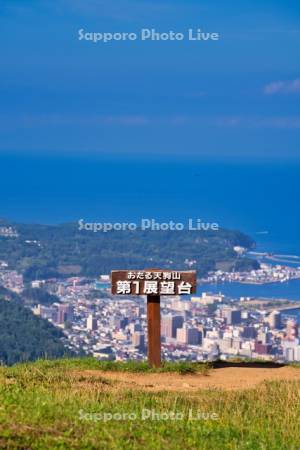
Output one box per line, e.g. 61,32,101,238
0,358,299,449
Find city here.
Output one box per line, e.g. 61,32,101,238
1,261,300,364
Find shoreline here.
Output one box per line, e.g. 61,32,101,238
198,277,300,286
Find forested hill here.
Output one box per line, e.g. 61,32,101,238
0,220,258,281
0,297,72,365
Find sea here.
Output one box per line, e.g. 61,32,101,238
1,153,300,301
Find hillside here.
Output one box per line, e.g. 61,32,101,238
0,220,258,281
0,298,72,365
0,359,299,449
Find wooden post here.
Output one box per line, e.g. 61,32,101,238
147,295,161,368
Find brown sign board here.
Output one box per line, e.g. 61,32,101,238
111,270,197,296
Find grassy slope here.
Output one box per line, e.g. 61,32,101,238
0,359,299,449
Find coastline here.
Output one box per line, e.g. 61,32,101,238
196,278,300,301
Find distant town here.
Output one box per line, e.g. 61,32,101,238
200,262,300,285
1,259,300,364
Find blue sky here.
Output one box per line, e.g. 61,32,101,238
1,0,300,160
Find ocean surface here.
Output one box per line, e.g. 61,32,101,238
1,154,300,299
196,280,300,301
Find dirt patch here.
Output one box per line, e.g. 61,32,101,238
72,366,300,391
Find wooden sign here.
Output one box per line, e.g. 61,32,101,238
111,269,197,368
111,270,197,296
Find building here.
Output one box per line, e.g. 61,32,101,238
285,319,298,341
86,314,98,331
31,280,45,289
257,330,271,344
268,310,281,329
33,304,57,322
221,308,241,325
129,323,142,333
254,341,272,355
121,317,129,329
57,284,66,296
242,326,257,339
161,315,184,339
176,326,202,345
132,332,145,351
191,292,224,305
56,304,74,324
282,342,300,362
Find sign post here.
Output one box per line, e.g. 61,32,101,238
111,269,197,368
147,294,161,367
